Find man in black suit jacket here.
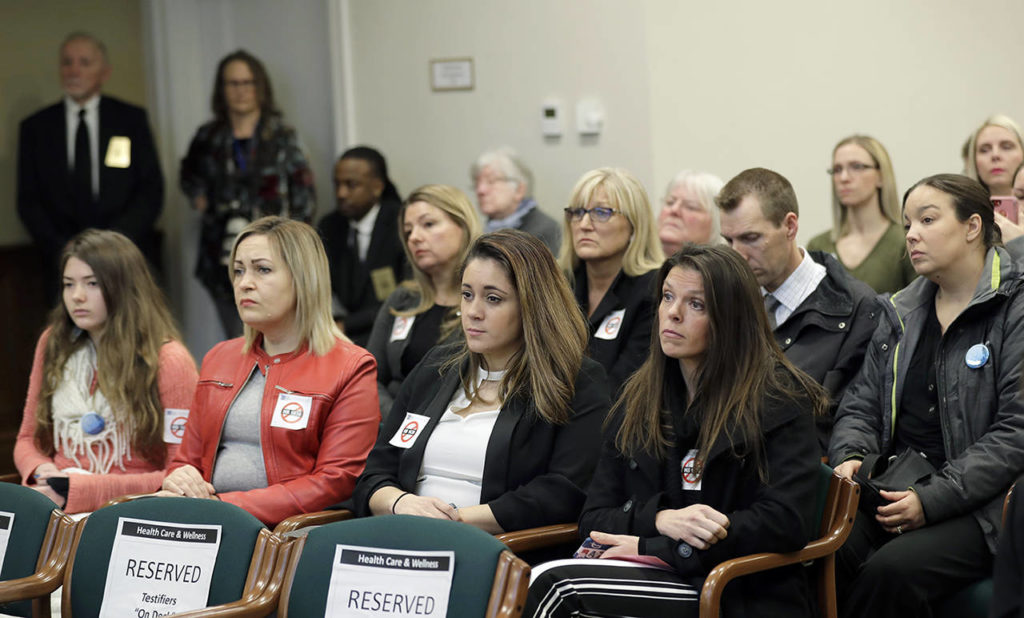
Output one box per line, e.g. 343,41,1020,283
17,32,164,291
319,146,406,346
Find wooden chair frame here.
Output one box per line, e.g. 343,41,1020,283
273,508,354,534
61,518,285,617
277,534,530,617
698,470,860,618
0,509,76,618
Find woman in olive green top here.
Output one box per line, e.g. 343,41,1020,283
808,135,915,294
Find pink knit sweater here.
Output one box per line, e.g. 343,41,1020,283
15,330,199,513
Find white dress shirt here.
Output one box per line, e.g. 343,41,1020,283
764,247,827,327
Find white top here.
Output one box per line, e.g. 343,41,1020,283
353,202,381,262
64,94,100,196
414,367,505,506
763,247,827,327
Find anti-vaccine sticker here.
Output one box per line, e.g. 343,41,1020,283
323,545,454,617
388,413,432,449
99,517,221,618
390,316,415,342
270,393,313,430
681,449,703,491
163,409,189,444
594,309,626,340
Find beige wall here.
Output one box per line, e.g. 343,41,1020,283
644,0,1024,242
0,0,147,247
347,0,1024,245
347,0,654,220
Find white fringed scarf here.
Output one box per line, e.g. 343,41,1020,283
50,342,132,473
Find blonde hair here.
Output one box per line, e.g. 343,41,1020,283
965,114,1024,192
36,230,187,464
230,217,343,356
558,167,664,276
448,230,589,425
396,185,482,327
828,135,901,242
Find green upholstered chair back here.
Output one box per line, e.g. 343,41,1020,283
0,483,59,617
285,515,511,616
66,496,265,616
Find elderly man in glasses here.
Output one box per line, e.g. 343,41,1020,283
718,167,876,453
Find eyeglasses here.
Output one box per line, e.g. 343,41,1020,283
225,79,256,89
564,206,620,223
474,175,513,188
827,162,878,176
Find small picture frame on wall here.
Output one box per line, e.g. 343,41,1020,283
430,58,474,91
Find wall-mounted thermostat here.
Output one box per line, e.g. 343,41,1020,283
541,99,563,137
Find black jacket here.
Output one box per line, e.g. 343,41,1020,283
319,198,407,346
573,267,658,395
775,251,878,451
353,348,611,531
580,365,820,618
17,95,164,266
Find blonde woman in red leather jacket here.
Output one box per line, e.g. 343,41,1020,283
162,216,379,526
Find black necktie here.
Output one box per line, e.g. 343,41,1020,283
74,108,92,202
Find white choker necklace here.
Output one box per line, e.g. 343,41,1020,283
477,366,506,382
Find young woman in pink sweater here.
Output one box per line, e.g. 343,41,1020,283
15,229,198,513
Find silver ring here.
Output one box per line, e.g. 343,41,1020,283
896,525,903,535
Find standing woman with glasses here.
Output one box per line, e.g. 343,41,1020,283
180,49,316,339
558,168,665,395
808,135,915,294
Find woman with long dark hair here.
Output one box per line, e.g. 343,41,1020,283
15,229,198,513
526,244,827,617
180,49,316,338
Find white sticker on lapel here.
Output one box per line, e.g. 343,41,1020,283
270,393,313,430
163,408,190,444
681,449,703,491
390,316,416,342
595,309,626,340
389,412,432,449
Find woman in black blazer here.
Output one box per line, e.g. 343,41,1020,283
353,230,611,533
558,168,665,395
526,245,827,618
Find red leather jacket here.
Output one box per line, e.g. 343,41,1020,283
170,336,380,525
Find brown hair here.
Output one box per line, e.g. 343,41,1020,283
211,49,280,124
614,244,827,477
715,167,799,226
36,230,187,464
903,173,1002,249
447,230,589,425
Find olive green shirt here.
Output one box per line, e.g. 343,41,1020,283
807,222,916,294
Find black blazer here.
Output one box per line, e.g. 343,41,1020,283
580,367,820,618
353,348,611,532
573,267,658,395
319,198,407,346
16,95,164,265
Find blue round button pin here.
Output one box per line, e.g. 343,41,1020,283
965,344,990,369
81,412,105,435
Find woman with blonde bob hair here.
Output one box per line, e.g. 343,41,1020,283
16,229,198,513
658,169,724,255
808,135,915,293
163,216,379,526
558,167,664,394
354,230,611,534
366,184,482,418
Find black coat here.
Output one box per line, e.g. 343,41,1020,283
573,267,658,395
775,251,878,451
580,366,820,618
17,95,164,267
353,348,611,531
319,198,407,346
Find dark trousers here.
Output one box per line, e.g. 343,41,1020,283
838,510,991,618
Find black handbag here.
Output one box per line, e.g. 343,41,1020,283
854,449,936,515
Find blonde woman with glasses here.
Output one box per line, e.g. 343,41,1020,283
808,135,915,294
558,168,664,395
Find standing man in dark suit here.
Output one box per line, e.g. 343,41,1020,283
17,32,164,293
319,146,406,346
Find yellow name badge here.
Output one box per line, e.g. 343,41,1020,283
104,136,131,168
370,267,397,302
